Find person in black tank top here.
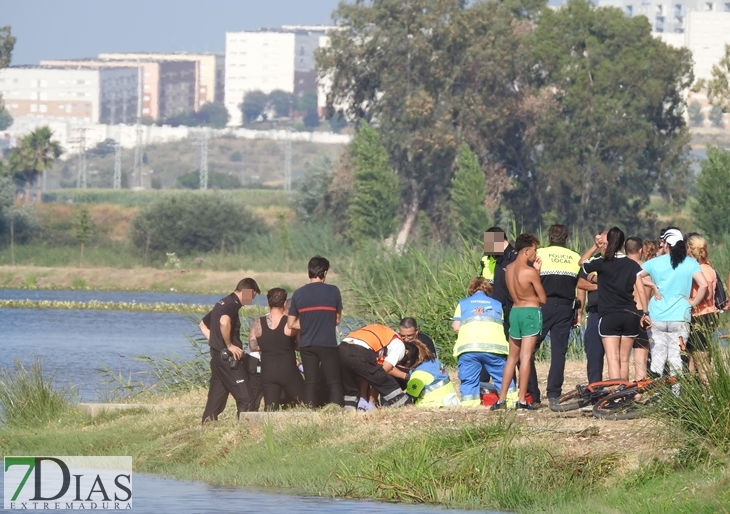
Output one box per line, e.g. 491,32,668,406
249,288,304,410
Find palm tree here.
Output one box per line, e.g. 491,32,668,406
10,126,62,203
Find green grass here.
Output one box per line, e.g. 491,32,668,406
0,359,78,427
0,242,140,268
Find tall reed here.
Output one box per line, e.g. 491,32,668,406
658,338,730,456
0,359,76,427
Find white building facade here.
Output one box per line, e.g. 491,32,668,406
0,66,139,124
224,27,331,126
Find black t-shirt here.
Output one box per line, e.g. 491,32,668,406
205,293,243,351
289,281,343,348
583,255,641,316
417,332,437,356
492,244,517,308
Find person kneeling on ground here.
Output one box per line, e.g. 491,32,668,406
452,277,513,407
400,339,460,407
339,324,412,411
398,317,438,355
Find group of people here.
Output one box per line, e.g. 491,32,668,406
199,225,722,421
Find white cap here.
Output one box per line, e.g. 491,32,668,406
662,228,683,247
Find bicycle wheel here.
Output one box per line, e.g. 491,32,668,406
550,389,591,412
592,387,649,420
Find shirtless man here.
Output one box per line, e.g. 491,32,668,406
492,233,546,410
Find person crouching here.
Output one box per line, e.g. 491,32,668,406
400,339,460,407
452,277,512,406
339,324,412,411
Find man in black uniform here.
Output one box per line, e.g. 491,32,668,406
577,231,608,384
533,225,581,410
200,278,260,422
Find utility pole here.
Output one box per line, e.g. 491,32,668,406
240,151,245,186
72,127,89,189
110,91,116,125
113,141,122,189
193,130,209,190
133,123,143,189
284,128,292,191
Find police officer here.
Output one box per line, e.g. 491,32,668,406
200,278,260,422
533,225,581,410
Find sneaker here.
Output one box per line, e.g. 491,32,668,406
490,401,507,411
515,401,535,410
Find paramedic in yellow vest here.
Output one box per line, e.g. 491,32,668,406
400,339,460,407
452,277,512,406
533,224,581,411
339,324,411,411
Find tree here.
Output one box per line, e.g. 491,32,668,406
691,147,730,241
688,101,705,127
515,0,693,235
291,156,333,220
241,90,268,124
74,205,93,266
268,90,295,118
129,194,267,260
297,91,318,112
347,122,399,241
8,126,62,203
0,26,16,132
197,102,230,128
0,108,12,130
709,105,725,128
703,43,730,113
449,143,490,243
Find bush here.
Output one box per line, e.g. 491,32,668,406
129,193,267,260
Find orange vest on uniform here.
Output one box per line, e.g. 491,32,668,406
347,324,399,353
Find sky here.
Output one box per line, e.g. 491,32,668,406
3,0,342,65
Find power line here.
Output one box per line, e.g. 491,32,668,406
71,127,89,189
133,123,143,189
193,130,209,190
284,128,292,191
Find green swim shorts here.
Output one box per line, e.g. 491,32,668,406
508,307,543,340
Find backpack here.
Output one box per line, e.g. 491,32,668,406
714,269,727,311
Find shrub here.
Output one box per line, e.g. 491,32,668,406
128,193,267,260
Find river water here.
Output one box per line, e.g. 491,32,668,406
0,472,487,513
0,289,365,401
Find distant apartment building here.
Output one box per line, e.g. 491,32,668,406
98,52,225,108
40,59,196,121
0,65,139,124
595,0,730,73
225,26,331,126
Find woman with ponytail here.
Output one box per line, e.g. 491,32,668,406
583,227,650,380
685,233,718,381
639,228,709,379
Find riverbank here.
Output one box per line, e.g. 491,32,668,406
0,265,321,294
1,362,727,513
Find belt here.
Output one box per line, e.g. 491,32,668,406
423,377,451,394
543,298,575,307
461,316,503,326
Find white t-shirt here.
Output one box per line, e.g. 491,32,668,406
345,336,405,367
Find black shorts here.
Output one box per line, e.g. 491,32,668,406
633,327,651,350
688,313,719,352
598,312,640,338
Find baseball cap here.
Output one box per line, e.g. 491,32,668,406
661,228,683,247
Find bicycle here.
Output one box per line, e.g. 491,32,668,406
550,378,635,412
592,375,677,420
